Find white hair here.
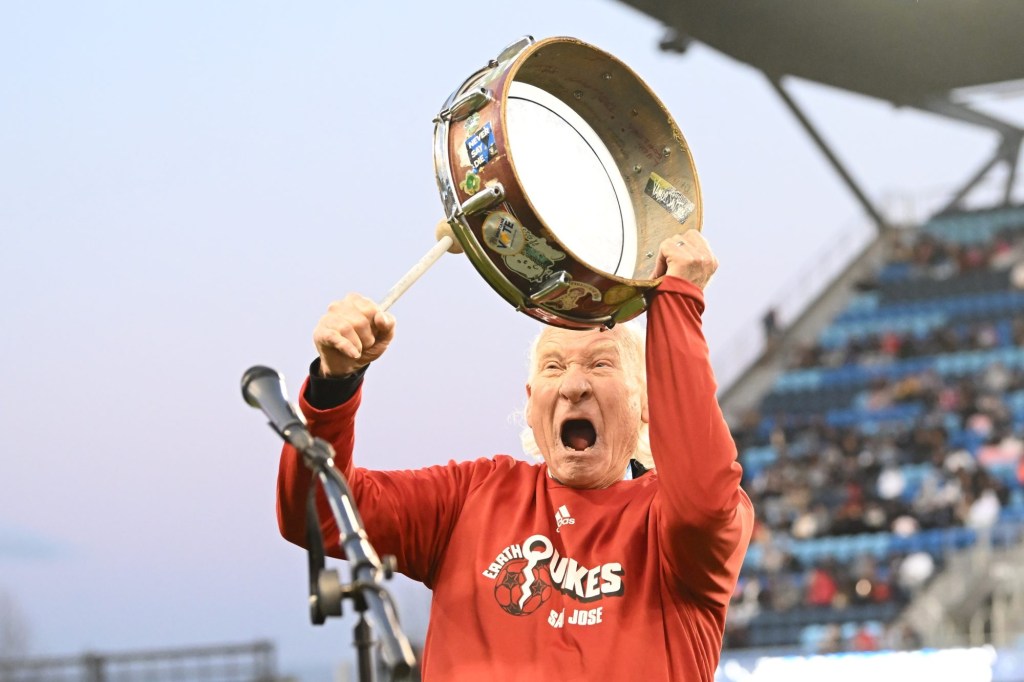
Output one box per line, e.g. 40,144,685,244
518,322,654,470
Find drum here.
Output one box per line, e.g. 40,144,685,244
433,36,702,329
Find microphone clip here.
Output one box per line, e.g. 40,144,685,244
296,435,334,469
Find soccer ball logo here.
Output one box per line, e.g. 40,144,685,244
493,558,553,616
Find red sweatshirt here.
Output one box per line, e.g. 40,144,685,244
277,276,753,681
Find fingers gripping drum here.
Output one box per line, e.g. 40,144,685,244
651,230,718,289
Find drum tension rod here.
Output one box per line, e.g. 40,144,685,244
436,88,493,123
531,271,572,304
458,183,505,217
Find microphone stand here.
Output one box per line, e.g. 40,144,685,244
294,435,417,682
240,366,416,680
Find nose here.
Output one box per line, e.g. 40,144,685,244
558,364,592,403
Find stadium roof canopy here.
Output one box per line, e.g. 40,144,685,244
616,0,1024,219
618,0,1024,103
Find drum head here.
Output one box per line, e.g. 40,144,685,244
434,37,702,329
506,81,638,280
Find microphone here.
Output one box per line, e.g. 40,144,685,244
241,365,314,451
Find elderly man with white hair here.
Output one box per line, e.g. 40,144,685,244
276,230,753,681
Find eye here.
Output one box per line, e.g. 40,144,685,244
593,358,615,369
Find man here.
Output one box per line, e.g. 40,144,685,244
277,230,753,681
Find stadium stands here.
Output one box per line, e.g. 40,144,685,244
727,205,1024,653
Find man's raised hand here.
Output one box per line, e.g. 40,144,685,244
652,229,719,291
313,293,396,377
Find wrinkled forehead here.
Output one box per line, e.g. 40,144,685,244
534,327,629,363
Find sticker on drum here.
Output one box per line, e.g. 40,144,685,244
460,169,481,195
644,172,695,224
602,284,639,306
482,211,526,254
502,227,566,283
547,282,602,311
466,122,499,170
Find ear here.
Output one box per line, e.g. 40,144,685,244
640,390,650,425
524,383,533,425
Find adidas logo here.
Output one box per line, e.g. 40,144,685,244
554,505,575,532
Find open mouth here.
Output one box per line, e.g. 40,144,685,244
560,419,597,451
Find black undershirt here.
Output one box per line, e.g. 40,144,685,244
304,358,366,410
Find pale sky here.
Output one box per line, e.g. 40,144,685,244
2,2,1022,679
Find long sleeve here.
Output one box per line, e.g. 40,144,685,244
276,380,496,587
276,379,361,557
646,276,754,607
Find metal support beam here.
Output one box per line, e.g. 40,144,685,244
936,149,1005,215
918,96,1024,213
766,74,889,233
1004,136,1022,206
920,96,1022,140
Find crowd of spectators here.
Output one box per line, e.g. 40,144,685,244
791,314,1024,370
890,228,1024,279
788,226,1024,371
726,220,1024,653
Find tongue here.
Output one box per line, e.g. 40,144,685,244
562,420,596,451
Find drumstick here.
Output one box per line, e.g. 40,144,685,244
378,220,464,312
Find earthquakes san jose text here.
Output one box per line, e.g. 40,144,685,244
481,534,624,603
